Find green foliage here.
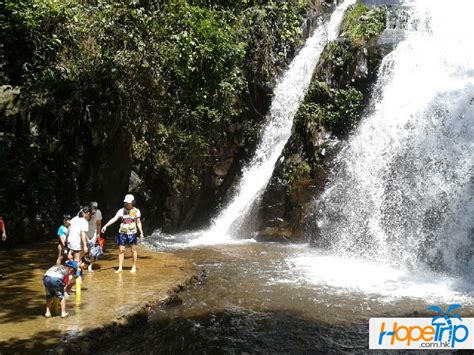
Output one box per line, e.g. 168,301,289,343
161,3,246,121
319,41,353,72
322,86,363,135
2,0,75,85
294,102,325,130
240,0,307,83
294,86,363,137
260,2,387,232
1,0,313,227
306,80,330,103
340,3,386,46
295,4,387,137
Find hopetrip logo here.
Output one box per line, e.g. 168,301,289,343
369,304,474,349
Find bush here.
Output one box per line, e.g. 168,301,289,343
1,0,315,238
340,3,386,46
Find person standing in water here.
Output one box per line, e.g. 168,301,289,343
101,194,143,273
56,214,71,265
0,215,7,241
0,216,7,278
67,206,90,264
78,202,102,272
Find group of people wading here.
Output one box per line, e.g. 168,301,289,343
43,194,144,318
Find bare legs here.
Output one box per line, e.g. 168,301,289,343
116,244,137,273
88,254,95,272
56,244,63,265
130,244,137,273
45,297,68,317
68,250,83,291
87,239,97,272
72,250,82,263
116,245,125,273
45,298,53,317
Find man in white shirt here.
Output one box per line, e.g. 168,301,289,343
68,206,91,263
79,202,103,272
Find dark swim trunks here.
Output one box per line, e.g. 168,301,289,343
117,233,137,246
43,276,66,299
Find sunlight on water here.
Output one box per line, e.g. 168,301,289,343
145,0,474,310
286,250,474,305
309,0,474,278
145,230,257,250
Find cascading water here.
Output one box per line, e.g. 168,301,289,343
145,0,473,304
189,0,357,245
107,3,474,352
305,0,474,281
132,5,473,351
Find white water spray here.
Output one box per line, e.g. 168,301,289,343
190,0,357,245
307,0,474,280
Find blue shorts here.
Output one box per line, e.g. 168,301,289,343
117,233,137,246
43,276,65,299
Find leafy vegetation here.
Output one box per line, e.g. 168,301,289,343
294,3,387,137
1,0,318,239
340,3,386,46
258,3,388,238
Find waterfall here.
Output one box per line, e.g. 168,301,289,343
309,0,474,279
189,0,357,245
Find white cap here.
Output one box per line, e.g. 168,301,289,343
123,194,134,203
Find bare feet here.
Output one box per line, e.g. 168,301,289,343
130,267,137,273
115,268,123,273
61,312,69,318
44,311,51,318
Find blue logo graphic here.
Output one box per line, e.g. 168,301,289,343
427,304,468,347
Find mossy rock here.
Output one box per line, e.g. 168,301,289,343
316,40,354,86
257,3,390,241
305,80,331,105
340,3,387,46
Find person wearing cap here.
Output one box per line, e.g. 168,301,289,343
101,194,143,273
43,259,88,318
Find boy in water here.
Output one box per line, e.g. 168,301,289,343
56,214,71,265
43,258,90,318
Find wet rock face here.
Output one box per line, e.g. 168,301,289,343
136,3,340,234
256,4,393,241
0,85,132,243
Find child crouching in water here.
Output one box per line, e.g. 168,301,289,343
43,258,90,318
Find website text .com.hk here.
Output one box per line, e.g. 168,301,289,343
420,341,450,348
369,304,474,350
